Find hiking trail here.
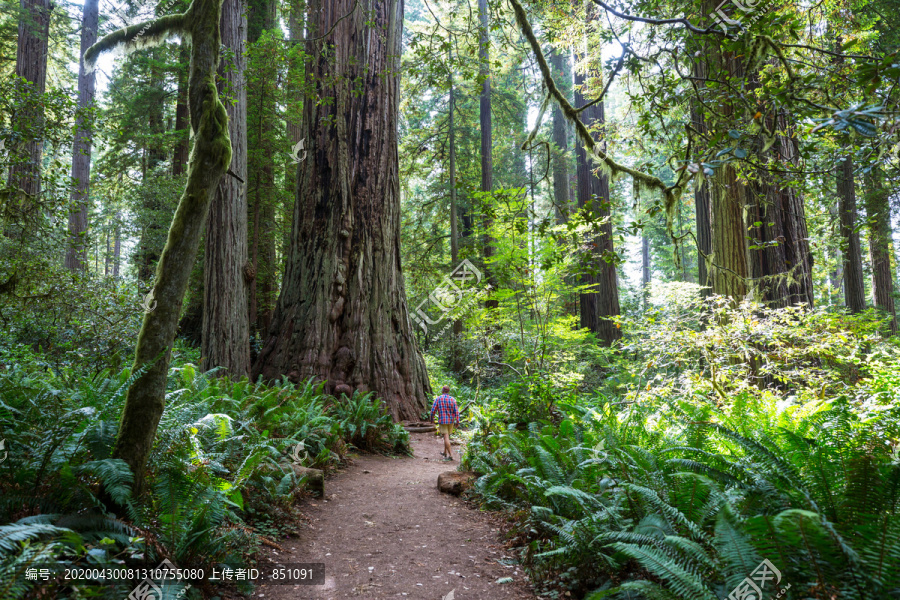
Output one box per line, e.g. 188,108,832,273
259,431,537,600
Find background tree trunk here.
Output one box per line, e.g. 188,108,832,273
9,0,51,203
837,155,866,312
745,110,814,307
173,45,190,176
549,47,572,224
252,0,431,420
65,0,99,271
202,0,250,376
864,168,897,334
247,0,279,335
574,36,621,345
689,51,712,297
708,47,749,300
478,0,497,309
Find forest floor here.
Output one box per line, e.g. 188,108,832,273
255,431,536,600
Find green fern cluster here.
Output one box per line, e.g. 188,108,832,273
465,391,900,599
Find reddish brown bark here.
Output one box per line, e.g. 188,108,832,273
252,0,430,419
202,0,250,376
573,44,621,346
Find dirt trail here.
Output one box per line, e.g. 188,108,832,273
260,432,536,600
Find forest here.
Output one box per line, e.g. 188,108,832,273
1,0,900,596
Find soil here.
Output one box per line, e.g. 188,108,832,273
257,431,537,600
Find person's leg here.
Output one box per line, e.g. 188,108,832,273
443,430,452,458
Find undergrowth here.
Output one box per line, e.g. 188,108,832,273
462,295,900,600
0,351,408,599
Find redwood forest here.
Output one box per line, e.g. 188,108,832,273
1,0,900,597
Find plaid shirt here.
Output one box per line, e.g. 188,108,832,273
430,394,459,425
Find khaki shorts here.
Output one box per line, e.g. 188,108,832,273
438,423,455,435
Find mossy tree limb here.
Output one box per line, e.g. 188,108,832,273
84,0,232,498
508,0,691,264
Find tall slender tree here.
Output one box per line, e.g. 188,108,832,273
65,0,100,271
548,47,572,223
252,0,431,419
837,155,866,312
478,0,497,309
246,0,280,335
573,19,620,345
864,168,897,334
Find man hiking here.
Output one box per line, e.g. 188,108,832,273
430,385,459,461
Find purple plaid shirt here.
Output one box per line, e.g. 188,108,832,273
430,394,459,424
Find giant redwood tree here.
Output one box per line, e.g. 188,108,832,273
252,0,431,419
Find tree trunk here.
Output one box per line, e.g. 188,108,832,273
705,44,749,300
173,45,190,176
252,0,431,420
864,168,897,334
478,0,497,309
837,156,866,312
641,232,650,302
285,0,305,258
745,110,814,308
201,0,250,376
689,53,712,296
573,41,621,345
89,0,233,495
9,0,51,204
65,0,99,271
136,55,169,282
247,0,279,335
549,47,572,224
113,210,121,277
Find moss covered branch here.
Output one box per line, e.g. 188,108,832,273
84,0,231,501
507,0,692,264
84,14,187,74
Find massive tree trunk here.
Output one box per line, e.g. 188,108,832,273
65,0,100,271
9,0,51,205
201,0,250,376
837,155,866,312
573,39,621,346
478,0,497,309
252,0,431,420
85,0,234,495
864,168,897,334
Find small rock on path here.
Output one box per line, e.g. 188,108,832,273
258,432,535,600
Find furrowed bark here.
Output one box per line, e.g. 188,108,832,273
9,0,51,208
252,0,431,420
202,0,250,376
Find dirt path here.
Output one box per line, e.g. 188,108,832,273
259,432,536,600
